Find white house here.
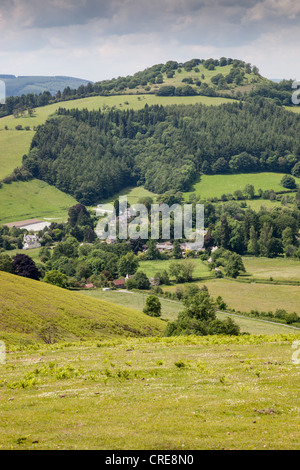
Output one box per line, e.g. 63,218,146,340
23,234,41,250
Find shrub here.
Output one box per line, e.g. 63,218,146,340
281,175,297,189
143,295,161,317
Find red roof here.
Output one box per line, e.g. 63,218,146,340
113,279,125,286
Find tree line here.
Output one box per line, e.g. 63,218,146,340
21,100,300,205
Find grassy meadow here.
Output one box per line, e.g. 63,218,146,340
0,179,77,224
183,173,300,201
0,333,299,450
165,279,300,318
93,185,158,208
138,258,213,281
242,256,300,282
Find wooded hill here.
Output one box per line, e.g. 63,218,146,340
0,57,295,119
22,100,300,205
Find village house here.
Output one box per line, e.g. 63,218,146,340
23,234,41,250
156,241,174,253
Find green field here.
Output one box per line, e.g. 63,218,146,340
0,129,34,180
81,288,298,335
138,259,213,281
93,185,158,208
0,179,77,224
244,199,283,211
82,289,182,321
184,173,300,201
285,106,300,114
1,333,299,449
243,256,300,282
188,279,300,316
2,247,41,264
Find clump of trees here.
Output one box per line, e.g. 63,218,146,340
165,287,240,336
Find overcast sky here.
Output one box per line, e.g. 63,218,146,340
0,0,299,82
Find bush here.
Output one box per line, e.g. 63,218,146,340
143,295,161,317
286,313,299,324
281,175,297,189
207,317,240,336
44,270,68,289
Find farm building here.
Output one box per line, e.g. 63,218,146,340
113,279,126,288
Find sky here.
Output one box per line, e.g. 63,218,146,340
0,0,299,82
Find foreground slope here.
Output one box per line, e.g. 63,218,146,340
1,334,300,449
0,272,165,345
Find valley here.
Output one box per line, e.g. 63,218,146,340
0,57,300,451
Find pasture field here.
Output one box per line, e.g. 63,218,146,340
0,179,77,224
138,259,213,281
244,199,283,211
93,185,158,208
82,289,182,321
0,129,34,180
242,256,300,282
183,173,300,201
164,279,300,317
81,288,299,335
0,333,299,450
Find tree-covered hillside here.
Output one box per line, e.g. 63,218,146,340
23,100,300,205
1,57,293,119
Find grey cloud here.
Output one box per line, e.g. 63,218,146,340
1,0,300,62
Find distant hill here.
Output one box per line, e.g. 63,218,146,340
0,271,165,345
0,75,93,97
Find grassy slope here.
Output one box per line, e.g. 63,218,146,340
0,129,33,180
127,62,266,96
0,272,165,346
184,173,300,200
0,179,77,224
1,333,299,450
